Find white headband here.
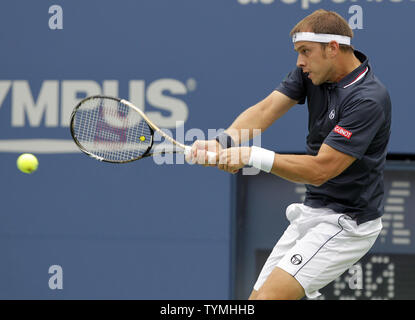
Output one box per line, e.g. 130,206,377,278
292,32,351,46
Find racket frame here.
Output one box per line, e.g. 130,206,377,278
70,95,187,163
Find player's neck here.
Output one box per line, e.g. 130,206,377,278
331,53,362,83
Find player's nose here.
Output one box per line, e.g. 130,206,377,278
296,55,306,68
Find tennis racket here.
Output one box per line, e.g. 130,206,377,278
70,95,217,163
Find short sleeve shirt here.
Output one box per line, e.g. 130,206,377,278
275,50,391,224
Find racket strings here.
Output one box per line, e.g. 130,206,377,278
72,97,152,162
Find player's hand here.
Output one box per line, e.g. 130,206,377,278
218,147,251,174
187,139,220,166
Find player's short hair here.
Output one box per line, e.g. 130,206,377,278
290,9,354,53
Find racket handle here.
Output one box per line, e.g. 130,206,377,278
184,146,217,164
206,151,217,163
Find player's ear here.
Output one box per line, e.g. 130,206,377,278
327,40,340,57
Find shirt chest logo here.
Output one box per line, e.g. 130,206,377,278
329,109,335,120
333,125,352,139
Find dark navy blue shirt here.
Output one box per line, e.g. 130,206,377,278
276,50,391,224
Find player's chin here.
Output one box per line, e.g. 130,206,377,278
310,77,323,86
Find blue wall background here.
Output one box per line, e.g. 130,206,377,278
0,0,413,299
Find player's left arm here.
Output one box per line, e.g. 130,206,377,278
269,143,356,186
219,143,355,186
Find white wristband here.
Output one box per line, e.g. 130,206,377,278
248,146,275,173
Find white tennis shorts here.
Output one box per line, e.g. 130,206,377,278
253,203,383,298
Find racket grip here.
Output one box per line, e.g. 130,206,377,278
206,151,217,163
184,146,217,164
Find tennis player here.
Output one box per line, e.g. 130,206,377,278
189,9,391,300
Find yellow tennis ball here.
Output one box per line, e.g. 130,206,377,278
17,153,39,174
139,136,146,142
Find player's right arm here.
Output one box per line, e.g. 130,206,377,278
189,90,298,165
224,90,298,145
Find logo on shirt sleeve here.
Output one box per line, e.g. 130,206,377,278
333,125,352,139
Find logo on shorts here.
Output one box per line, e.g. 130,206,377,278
291,254,303,265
